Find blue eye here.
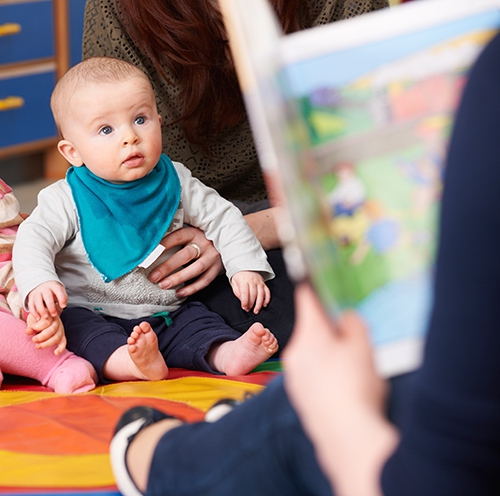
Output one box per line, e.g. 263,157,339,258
135,116,146,125
100,126,113,135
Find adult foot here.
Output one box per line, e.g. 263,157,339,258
127,322,168,381
208,323,278,375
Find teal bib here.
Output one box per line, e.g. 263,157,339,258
66,154,181,282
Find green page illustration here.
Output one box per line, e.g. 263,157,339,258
221,0,500,376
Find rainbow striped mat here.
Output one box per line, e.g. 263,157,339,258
0,362,281,495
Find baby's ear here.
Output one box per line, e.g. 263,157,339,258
57,140,84,166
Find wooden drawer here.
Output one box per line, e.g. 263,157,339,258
0,1,54,65
0,69,57,148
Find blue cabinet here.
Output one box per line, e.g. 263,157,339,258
69,0,86,67
0,0,87,178
0,1,54,65
0,71,57,148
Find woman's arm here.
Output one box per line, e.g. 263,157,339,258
284,284,398,496
243,206,282,251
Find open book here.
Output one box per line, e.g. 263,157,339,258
219,0,500,377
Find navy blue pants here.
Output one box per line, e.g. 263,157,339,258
144,372,413,496
148,376,333,496
61,301,240,384
142,31,500,496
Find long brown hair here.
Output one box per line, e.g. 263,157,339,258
115,0,310,150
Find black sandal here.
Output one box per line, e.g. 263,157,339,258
204,392,255,423
110,406,181,496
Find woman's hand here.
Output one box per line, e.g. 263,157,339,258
149,226,224,297
284,283,398,496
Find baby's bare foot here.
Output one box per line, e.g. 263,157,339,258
208,323,278,376
127,322,168,381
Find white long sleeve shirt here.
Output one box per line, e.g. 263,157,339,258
13,161,274,319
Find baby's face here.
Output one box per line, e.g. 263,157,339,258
62,75,163,183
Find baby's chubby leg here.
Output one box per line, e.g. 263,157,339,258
207,323,279,375
0,311,97,393
103,322,169,382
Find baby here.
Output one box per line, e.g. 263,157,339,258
13,57,278,385
0,178,96,393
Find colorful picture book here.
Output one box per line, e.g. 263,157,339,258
220,0,500,377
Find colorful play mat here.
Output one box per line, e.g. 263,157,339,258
0,362,281,495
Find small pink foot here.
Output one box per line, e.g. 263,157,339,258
47,354,97,394
127,322,169,381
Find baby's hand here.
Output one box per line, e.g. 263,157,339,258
230,271,271,314
27,281,68,321
26,313,67,355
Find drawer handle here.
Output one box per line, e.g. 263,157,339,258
0,22,22,37
0,96,25,111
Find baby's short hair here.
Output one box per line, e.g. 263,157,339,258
51,57,151,135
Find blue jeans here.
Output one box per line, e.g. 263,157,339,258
146,372,415,496
147,376,332,496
